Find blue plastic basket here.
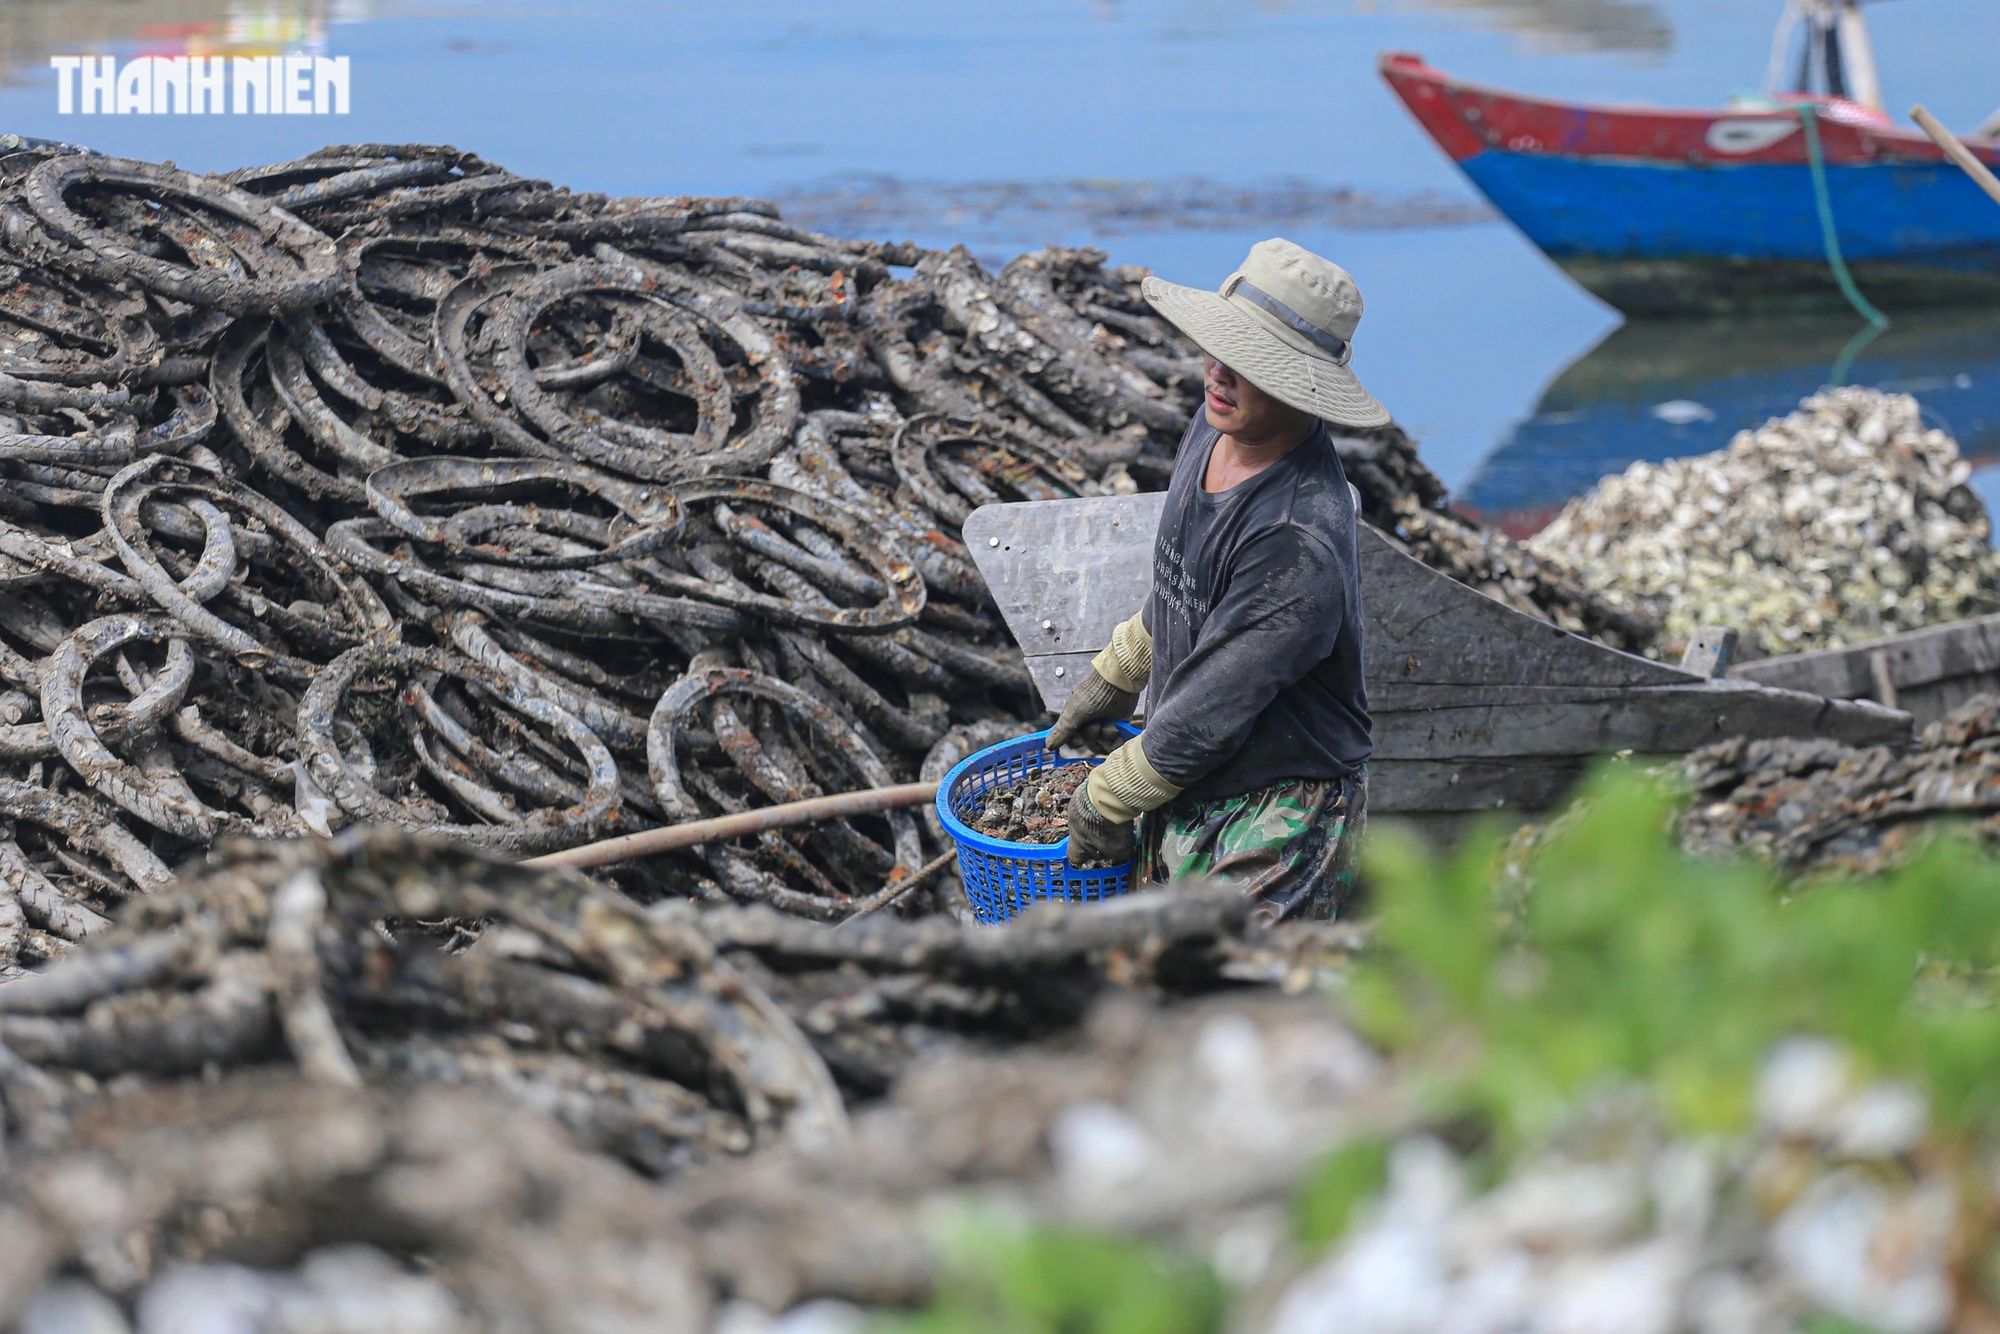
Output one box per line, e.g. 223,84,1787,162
936,724,1141,924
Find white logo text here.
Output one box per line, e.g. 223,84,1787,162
49,56,350,115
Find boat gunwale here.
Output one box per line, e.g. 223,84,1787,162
1378,50,2000,168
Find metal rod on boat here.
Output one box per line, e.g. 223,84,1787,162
1911,105,2000,210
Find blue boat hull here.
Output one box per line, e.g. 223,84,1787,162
1460,151,2000,315
1381,55,2000,315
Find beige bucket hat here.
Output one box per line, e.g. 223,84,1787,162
1142,238,1390,428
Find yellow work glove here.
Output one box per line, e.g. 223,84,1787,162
1065,735,1182,867
1046,612,1151,754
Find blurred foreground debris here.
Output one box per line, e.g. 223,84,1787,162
1,778,1999,1331
0,827,1361,1330
1682,691,2000,874
1261,1044,1951,1334
1262,769,2000,1334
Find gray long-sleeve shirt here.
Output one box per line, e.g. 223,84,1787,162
1141,411,1371,799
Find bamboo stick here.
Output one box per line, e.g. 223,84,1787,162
836,850,961,928
523,782,940,871
1911,105,2000,210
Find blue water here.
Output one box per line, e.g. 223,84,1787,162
3,0,2000,501
1457,309,2000,532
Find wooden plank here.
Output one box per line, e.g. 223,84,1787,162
1356,528,1699,689
1896,673,2000,732
963,496,1163,660
1679,626,1739,679
1370,756,1590,814
1374,680,1906,758
1373,809,1528,848
1022,650,1101,715
1375,683,1738,709
970,496,1699,706
1731,611,2000,698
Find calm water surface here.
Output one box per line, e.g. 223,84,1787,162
3,0,1998,518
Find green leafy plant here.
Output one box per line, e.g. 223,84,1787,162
1350,763,2000,1141
882,1219,1226,1334
1292,1136,1391,1249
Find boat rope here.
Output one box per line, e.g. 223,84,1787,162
1790,103,1891,374
1827,316,1888,387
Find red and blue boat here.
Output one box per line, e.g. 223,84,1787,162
1381,6,2000,315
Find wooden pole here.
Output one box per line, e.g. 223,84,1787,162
523,781,940,871
1911,105,2000,210
836,850,961,929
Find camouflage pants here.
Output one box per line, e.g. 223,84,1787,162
1139,768,1367,923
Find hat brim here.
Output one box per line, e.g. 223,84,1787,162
1141,275,1391,430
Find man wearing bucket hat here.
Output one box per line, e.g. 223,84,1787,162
1046,238,1384,922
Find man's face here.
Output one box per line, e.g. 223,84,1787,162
1203,355,1301,441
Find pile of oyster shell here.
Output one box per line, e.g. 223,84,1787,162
1528,387,2000,660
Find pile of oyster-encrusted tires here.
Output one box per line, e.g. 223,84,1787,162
0,139,1390,1332
0,139,1621,968
0,826,1357,1331
0,138,1219,962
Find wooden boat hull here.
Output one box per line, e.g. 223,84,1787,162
1733,612,2000,731
965,496,1909,833
1380,53,2000,316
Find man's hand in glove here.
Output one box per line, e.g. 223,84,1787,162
1063,735,1183,869
1046,669,1139,754
1064,782,1135,868
1047,611,1151,754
